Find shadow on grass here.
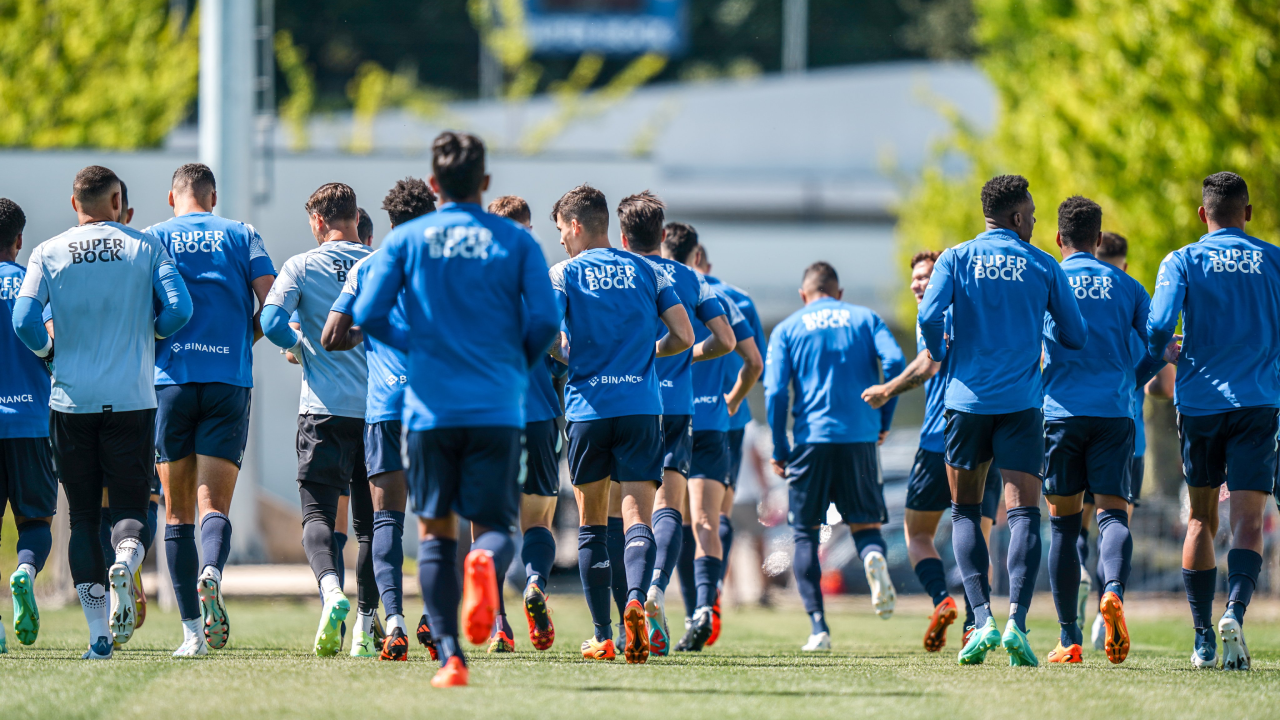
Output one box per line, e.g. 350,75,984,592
569,686,934,698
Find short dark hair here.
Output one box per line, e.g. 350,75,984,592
73,165,120,206
305,183,359,223
432,131,486,200
802,261,840,295
357,208,373,243
981,174,1031,218
1057,195,1103,249
487,195,531,225
1097,231,1128,260
662,222,698,263
909,250,940,269
0,199,25,249
119,181,130,210
550,184,609,236
616,191,666,253
382,177,436,227
172,163,216,198
1203,172,1249,223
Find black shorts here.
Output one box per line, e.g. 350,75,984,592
296,414,365,491
364,419,403,477
905,448,1002,520
0,437,57,518
566,415,662,486
691,430,730,485
945,407,1044,478
51,408,154,512
1043,416,1134,499
522,418,562,497
786,442,886,527
155,383,252,467
661,414,693,478
727,428,746,491
1179,407,1279,493
407,426,521,529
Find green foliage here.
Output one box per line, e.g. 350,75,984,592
0,0,197,149
275,30,316,153
896,0,1280,323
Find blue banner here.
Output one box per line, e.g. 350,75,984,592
525,0,687,55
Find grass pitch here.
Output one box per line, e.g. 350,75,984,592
1,594,1278,720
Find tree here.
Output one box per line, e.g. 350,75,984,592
0,0,198,149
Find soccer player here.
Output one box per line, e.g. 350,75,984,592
544,184,693,664
1039,197,1166,665
12,166,192,659
860,250,1004,651
765,261,905,651
0,199,56,652
261,183,374,658
353,132,560,687
1148,172,1280,671
918,174,1086,666
323,179,438,661
143,163,277,657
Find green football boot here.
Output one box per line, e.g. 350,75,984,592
958,617,1001,665
313,592,350,657
10,567,39,646
1002,618,1039,667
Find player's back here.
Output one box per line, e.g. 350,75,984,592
0,261,50,437
650,257,722,416
690,282,747,431
916,312,952,454
344,252,407,424
705,277,764,429
146,212,274,387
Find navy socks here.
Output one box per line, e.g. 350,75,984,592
522,526,556,591
651,507,682,593
606,517,627,618
792,527,825,632
1049,512,1083,646
851,528,886,562
1076,524,1090,567
718,514,734,582
694,555,722,609
372,510,405,617
623,524,657,606
165,523,200,621
333,532,348,589
419,537,462,665
1183,567,1217,630
578,525,613,640
678,523,697,618
200,512,233,573
1097,508,1132,600
913,557,949,607
15,520,52,572
471,529,515,617
1006,505,1042,633
951,503,991,627
1227,548,1262,624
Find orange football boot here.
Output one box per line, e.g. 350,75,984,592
706,591,722,647
923,596,958,652
1047,641,1083,663
380,627,409,661
581,636,617,661
523,583,555,650
461,550,498,646
431,656,469,687
1099,591,1130,664
623,599,650,664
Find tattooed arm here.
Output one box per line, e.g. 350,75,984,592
861,348,941,409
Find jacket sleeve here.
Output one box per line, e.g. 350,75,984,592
917,249,955,361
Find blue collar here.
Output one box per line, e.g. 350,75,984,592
1200,226,1250,242
977,228,1023,242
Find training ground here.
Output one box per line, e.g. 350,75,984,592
2,593,1277,719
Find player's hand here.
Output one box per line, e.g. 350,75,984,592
725,394,742,416
861,384,891,409
770,459,787,478
284,350,300,365
878,430,890,446
1163,335,1183,364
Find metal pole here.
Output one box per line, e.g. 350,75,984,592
782,0,808,74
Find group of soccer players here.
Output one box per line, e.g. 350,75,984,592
0,130,1273,677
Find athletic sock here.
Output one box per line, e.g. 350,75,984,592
386,613,406,634
1076,524,1090,567
181,617,202,645
650,507,683,593
145,498,159,552
578,525,613,640
356,608,376,636
15,520,52,572
521,526,556,592
718,514,734,582
851,528,887,562
199,512,233,574
114,536,145,575
1005,505,1042,633
372,510,405,618
333,532,348,590
76,582,110,643
622,523,657,606
1048,512,1083,646
165,524,201,621
1226,548,1262,625
913,558,949,607
1096,508,1132,601
693,555,722,609
678,523,697,619
792,527,827,633
319,571,342,597
606,517,627,618
951,503,991,627
419,537,462,665
1182,567,1217,630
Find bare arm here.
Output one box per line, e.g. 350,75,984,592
1146,362,1176,399
861,349,941,409
285,321,301,364
724,336,763,416
691,314,736,362
321,311,363,352
656,303,694,358
251,274,275,344
549,331,569,365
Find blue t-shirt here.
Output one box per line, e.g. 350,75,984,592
691,284,752,432
332,252,407,424
705,277,765,431
765,297,905,461
526,355,565,424
650,258,726,417
145,212,275,387
0,262,51,438
918,228,1087,415
549,247,681,422
352,203,560,431
915,313,953,454
1042,253,1157,420
1148,227,1280,416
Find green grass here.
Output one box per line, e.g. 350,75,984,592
1,595,1279,719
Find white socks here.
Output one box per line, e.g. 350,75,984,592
319,572,342,598
181,617,202,642
386,613,406,634
114,537,145,575
356,610,375,635
77,583,110,641
16,563,36,580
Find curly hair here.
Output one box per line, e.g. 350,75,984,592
980,174,1030,218
382,177,437,227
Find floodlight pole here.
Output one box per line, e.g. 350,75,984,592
782,0,808,74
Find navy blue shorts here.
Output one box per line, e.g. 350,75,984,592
727,428,745,491
296,414,365,491
155,382,252,467
786,442,886,527
691,430,730,485
661,414,693,478
905,448,1002,519
1179,407,1279,493
566,415,662,486
364,419,403,477
0,437,57,518
522,418,561,497
407,426,521,529
1129,455,1144,505
945,407,1044,478
1043,416,1134,499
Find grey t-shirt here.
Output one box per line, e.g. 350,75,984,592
19,222,175,413
266,240,370,418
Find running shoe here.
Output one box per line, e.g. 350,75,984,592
958,617,1000,665
645,586,670,657
1047,641,1083,663
10,567,39,646
417,614,439,661
801,631,831,651
1191,627,1217,669
1219,609,1250,671
351,621,379,657
173,629,208,658
623,599,650,664
133,568,147,630
380,627,409,661
864,551,896,619
523,583,555,651
706,590,722,646
313,592,350,657
82,635,113,660
581,635,616,661
1002,619,1039,667
1091,612,1106,651
431,656,469,687
461,549,498,646
1099,590,1130,664
107,562,136,645
197,566,230,650
923,596,958,652
1077,567,1091,633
